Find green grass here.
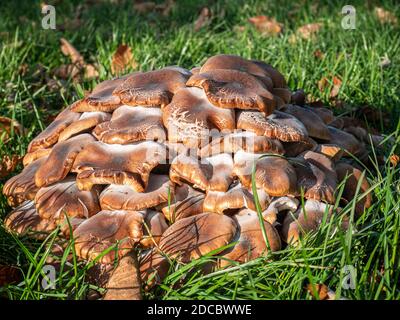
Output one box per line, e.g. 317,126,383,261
1,0,400,300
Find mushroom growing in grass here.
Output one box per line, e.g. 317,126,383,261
1,54,381,299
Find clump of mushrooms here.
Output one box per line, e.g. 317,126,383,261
3,54,381,299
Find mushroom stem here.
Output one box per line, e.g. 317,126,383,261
103,250,142,300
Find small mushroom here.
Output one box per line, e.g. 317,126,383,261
4,201,57,238
3,157,47,207
261,196,299,225
27,107,80,152
70,76,131,112
314,144,343,162
282,137,318,157
93,106,166,144
305,106,335,124
35,133,96,188
170,153,233,192
292,151,337,204
281,199,338,245
112,68,189,107
140,210,169,248
328,126,366,157
72,141,167,191
236,110,307,142
218,211,281,268
34,176,101,221
23,148,52,167
199,131,284,157
233,150,297,197
161,183,205,222
73,210,144,264
99,174,172,211
58,112,111,142
162,87,235,147
203,183,270,215
336,162,372,217
187,69,278,115
281,104,331,140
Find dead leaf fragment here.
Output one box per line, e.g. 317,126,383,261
0,265,22,286
318,76,342,98
194,7,211,32
60,38,84,65
389,154,399,167
248,15,283,36
111,45,138,75
313,49,325,60
297,23,322,39
306,283,336,300
374,7,398,25
0,116,24,142
0,155,22,178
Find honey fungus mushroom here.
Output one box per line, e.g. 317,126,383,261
1,54,381,300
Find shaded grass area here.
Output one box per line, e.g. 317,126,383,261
0,0,399,299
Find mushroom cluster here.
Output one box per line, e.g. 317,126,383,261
3,54,378,299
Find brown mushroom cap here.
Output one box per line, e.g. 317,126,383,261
218,211,281,267
282,137,318,157
35,176,101,221
162,87,235,147
23,148,52,167
157,212,238,262
27,107,80,152
93,106,166,144
72,141,167,191
161,183,205,222
139,249,170,290
281,199,337,245
58,111,111,142
4,201,57,238
73,210,144,264
3,157,47,207
112,68,189,107
70,76,131,113
170,153,233,192
293,150,337,204
305,106,335,124
199,131,284,157
328,126,366,157
336,162,372,217
281,104,331,140
203,183,270,215
140,210,169,248
99,174,172,211
236,110,308,142
35,133,96,188
233,151,297,197
314,144,344,162
187,69,278,115
261,196,299,224
250,59,287,88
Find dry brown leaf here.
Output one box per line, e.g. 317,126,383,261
194,7,211,32
389,154,400,167
313,49,325,60
248,15,283,36
375,7,398,25
111,44,139,75
318,76,342,98
306,283,336,300
157,0,175,16
0,155,22,178
60,38,84,65
297,23,322,39
0,116,24,142
84,63,99,79
0,265,22,286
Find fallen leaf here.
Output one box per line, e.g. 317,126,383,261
111,44,138,75
306,283,336,300
374,7,398,25
313,49,325,60
248,15,283,36
194,7,211,32
0,116,24,142
0,155,22,178
297,23,322,39
60,38,84,65
157,0,175,16
318,76,342,98
84,63,99,79
0,265,22,286
389,154,399,167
